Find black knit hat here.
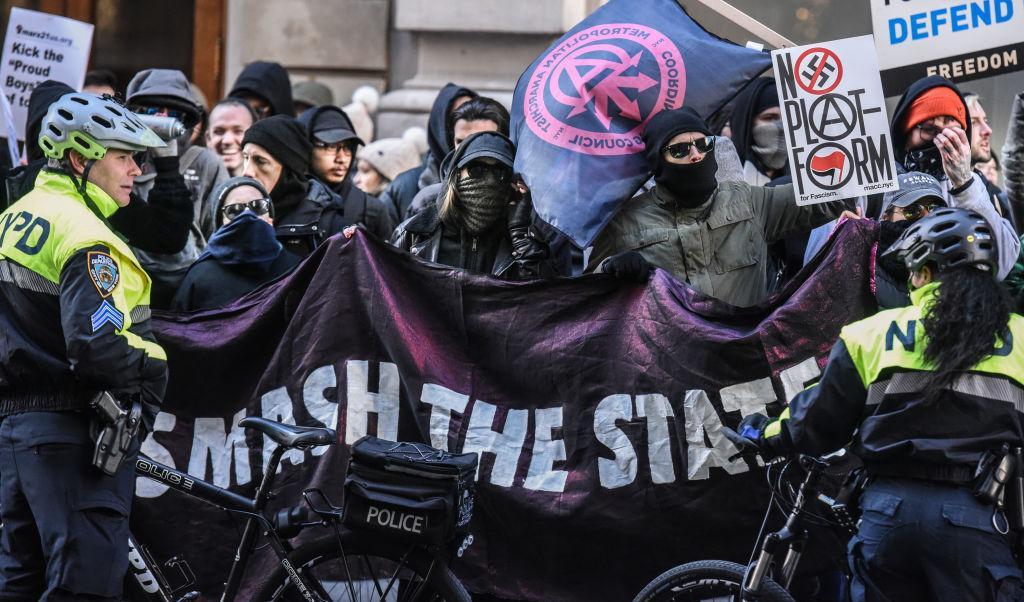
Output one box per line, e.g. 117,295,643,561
241,115,312,175
642,107,712,168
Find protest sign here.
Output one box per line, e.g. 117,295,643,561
0,7,93,141
138,224,879,600
772,35,898,206
870,0,1024,95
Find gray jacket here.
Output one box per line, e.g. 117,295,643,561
589,182,844,307
1004,91,1024,228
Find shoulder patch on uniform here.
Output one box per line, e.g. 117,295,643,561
91,299,124,332
87,251,119,297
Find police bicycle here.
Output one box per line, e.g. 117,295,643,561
125,417,472,602
633,449,855,602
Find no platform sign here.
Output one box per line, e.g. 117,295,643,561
772,35,899,205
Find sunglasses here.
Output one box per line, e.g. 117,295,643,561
222,198,273,221
133,105,190,123
465,162,512,183
892,202,937,221
662,136,715,159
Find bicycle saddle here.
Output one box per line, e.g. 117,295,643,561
238,417,336,449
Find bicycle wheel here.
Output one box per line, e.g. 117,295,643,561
633,559,795,602
251,531,471,602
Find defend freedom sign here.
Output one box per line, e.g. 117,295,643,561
137,226,879,601
870,0,1024,95
773,35,898,205
0,8,93,140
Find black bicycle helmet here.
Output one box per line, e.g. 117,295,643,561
881,207,997,274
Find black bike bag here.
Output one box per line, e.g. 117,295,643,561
342,436,478,545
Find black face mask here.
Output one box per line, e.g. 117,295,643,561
878,219,914,282
655,151,719,208
903,145,944,179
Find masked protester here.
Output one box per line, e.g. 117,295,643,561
392,131,556,278
297,105,395,241
730,78,787,185
886,76,1020,278
171,177,300,311
588,107,845,307
241,115,355,258
380,83,477,221
125,68,231,307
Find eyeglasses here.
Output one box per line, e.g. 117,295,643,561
892,202,937,221
662,136,715,159
313,141,354,156
222,198,273,221
465,162,512,183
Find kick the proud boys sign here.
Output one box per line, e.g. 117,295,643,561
773,35,898,205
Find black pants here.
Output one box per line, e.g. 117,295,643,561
850,477,1024,601
0,411,136,601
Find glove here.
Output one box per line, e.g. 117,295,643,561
600,251,652,282
508,188,551,265
726,413,790,461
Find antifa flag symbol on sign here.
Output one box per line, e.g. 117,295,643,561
809,149,848,187
511,0,772,248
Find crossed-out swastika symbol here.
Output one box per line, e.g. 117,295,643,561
794,47,843,95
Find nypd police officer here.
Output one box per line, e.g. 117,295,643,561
737,207,1024,600
0,93,167,600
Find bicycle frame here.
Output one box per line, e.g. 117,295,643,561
129,445,322,602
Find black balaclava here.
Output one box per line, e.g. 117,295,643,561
644,107,718,207
26,80,74,162
241,115,312,215
440,131,515,236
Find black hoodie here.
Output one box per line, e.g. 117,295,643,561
296,106,395,240
228,61,294,117
729,77,778,169
889,75,971,167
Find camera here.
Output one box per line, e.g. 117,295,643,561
135,114,186,142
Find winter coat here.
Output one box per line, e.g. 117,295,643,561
1004,92,1024,228
589,181,845,307
171,213,300,311
392,203,558,279
275,178,353,258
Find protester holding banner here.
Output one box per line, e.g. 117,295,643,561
296,104,395,242
890,76,1020,279
392,130,556,278
0,93,167,600
381,82,477,222
171,176,300,311
736,207,1024,601
588,107,845,307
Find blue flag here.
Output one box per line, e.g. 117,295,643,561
512,0,771,248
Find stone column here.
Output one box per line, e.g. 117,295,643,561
224,0,390,110
376,0,605,138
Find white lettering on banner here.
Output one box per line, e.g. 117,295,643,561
926,49,1019,78
524,406,569,492
135,412,177,498
304,365,338,457
420,383,470,450
366,506,425,534
261,386,304,472
345,361,400,445
684,390,748,481
595,394,637,489
635,394,676,484
463,401,529,488
780,358,822,403
188,408,251,489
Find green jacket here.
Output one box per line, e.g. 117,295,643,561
589,182,844,307
0,170,167,427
